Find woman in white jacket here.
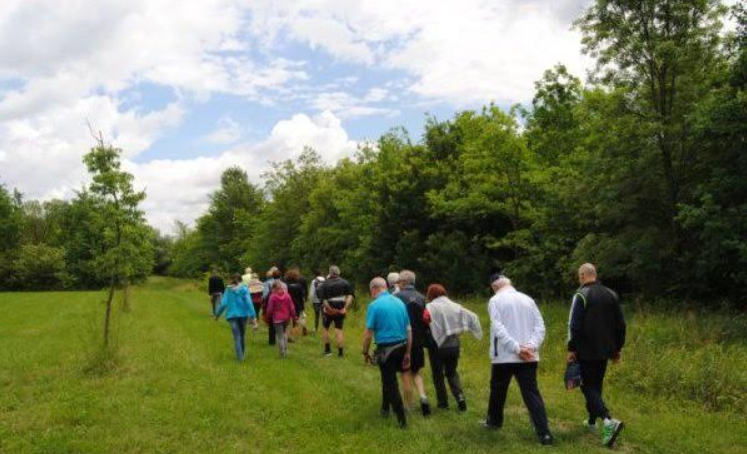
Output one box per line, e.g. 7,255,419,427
424,284,482,412
484,274,553,446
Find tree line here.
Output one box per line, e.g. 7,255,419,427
1,0,745,307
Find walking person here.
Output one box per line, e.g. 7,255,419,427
394,270,431,416
568,263,627,448
316,265,354,357
362,277,412,428
423,283,482,411
265,280,297,358
262,267,281,346
245,269,264,323
207,267,225,315
387,272,400,294
214,273,258,362
309,270,326,332
284,268,308,338
484,274,553,446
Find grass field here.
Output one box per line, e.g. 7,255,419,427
1,277,745,454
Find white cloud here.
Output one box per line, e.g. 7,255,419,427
310,90,398,119
248,0,592,104
205,117,243,145
131,110,357,231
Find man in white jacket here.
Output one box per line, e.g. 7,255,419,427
484,273,553,446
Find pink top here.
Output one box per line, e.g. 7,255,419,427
266,291,297,323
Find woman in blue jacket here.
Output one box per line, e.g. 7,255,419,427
215,274,258,361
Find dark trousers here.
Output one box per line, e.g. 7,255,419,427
228,317,247,361
379,344,407,425
427,345,449,406
432,346,464,405
313,303,322,331
487,362,551,437
579,359,610,423
268,322,276,345
210,293,222,314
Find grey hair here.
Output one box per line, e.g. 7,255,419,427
369,277,388,290
386,272,400,286
398,269,416,286
579,263,597,277
328,265,341,277
491,276,512,290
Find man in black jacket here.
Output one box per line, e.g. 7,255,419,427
207,268,225,315
395,270,432,416
567,263,626,448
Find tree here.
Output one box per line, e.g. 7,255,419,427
0,184,22,288
196,167,264,273
83,138,153,346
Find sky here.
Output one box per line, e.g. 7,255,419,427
0,0,594,233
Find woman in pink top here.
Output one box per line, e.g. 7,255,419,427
265,280,297,357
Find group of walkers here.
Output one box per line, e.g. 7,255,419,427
208,262,627,449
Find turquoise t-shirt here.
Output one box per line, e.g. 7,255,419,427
366,291,410,345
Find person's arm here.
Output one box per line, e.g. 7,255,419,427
613,291,626,362
402,326,412,369
214,292,228,319
362,329,374,364
567,292,586,362
489,298,521,355
526,301,546,351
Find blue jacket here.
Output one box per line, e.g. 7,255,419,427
215,285,256,320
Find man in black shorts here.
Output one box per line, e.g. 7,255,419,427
316,265,354,357
395,270,431,416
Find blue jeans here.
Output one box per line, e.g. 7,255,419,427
229,317,248,361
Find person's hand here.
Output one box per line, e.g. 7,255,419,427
402,353,411,370
339,308,347,315
612,351,621,364
519,346,535,362
252,321,259,330
363,352,372,365
214,316,219,322
567,351,577,363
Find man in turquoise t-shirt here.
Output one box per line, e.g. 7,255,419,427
362,277,412,428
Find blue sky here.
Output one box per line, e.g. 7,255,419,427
0,0,594,231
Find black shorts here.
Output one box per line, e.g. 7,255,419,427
322,312,345,329
407,346,425,373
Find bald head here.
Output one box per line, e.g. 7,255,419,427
578,263,597,285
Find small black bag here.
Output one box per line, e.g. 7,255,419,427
564,361,582,390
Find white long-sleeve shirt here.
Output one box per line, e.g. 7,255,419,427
488,286,546,363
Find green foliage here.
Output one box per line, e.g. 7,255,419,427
12,244,71,290
82,143,154,287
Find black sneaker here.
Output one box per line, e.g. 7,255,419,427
437,402,449,410
420,399,431,417
481,420,501,430
398,417,407,429
380,408,390,418
539,434,554,446
457,399,467,412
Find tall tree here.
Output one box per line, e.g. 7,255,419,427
83,138,153,346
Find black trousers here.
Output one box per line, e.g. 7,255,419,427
379,344,407,425
268,322,276,345
427,345,449,406
579,359,610,423
487,362,551,437
431,346,464,406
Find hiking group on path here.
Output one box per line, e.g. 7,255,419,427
210,262,627,448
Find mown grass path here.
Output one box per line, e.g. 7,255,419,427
1,278,744,453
